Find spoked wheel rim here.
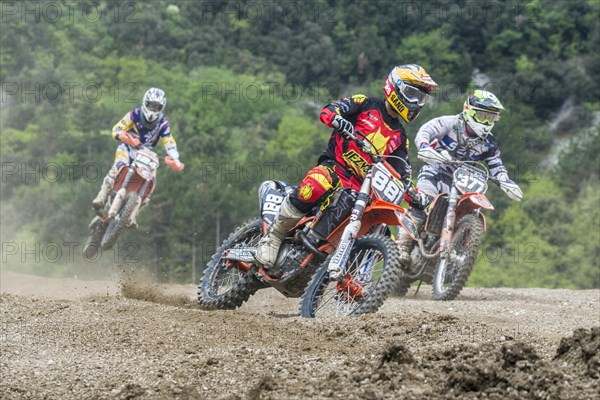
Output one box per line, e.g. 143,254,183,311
435,223,471,294
207,230,262,298
313,246,385,317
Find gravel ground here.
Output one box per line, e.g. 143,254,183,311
1,269,598,399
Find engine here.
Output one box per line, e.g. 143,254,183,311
275,242,311,278
269,242,317,298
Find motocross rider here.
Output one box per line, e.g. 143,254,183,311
92,87,185,227
255,64,439,275
395,89,523,264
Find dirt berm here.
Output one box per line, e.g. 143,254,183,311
1,269,598,399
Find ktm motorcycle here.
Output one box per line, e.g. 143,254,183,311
393,155,521,300
198,132,414,316
83,146,158,259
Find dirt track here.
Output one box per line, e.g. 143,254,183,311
1,269,598,399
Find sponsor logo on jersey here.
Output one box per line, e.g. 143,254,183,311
441,135,458,151
362,119,376,129
365,128,390,154
342,150,369,177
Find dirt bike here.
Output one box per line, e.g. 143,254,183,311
198,132,411,317
393,155,519,300
83,145,158,259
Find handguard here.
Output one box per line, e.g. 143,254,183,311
165,156,185,172
498,179,523,201
417,147,453,164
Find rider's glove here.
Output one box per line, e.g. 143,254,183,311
496,173,523,201
438,150,453,162
119,132,140,148
331,115,355,138
165,156,185,172
417,146,453,164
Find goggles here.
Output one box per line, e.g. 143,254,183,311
396,81,432,106
145,101,164,112
469,108,500,125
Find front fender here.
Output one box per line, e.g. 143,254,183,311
456,193,492,232
325,199,406,244
360,199,406,234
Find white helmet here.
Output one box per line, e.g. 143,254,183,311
141,87,167,125
462,90,504,142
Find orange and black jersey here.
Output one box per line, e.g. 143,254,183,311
319,94,410,183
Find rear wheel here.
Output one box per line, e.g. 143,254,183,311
198,219,265,310
432,214,483,300
100,192,139,251
300,234,402,318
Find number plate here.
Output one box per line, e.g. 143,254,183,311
134,150,159,170
371,163,405,204
453,166,488,194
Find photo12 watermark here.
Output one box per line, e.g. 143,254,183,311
1,241,141,265
398,1,540,25
1,161,104,184
481,242,540,264
1,82,139,104
198,161,306,184
198,1,337,24
198,81,337,104
0,1,139,24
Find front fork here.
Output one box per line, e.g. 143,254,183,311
436,186,461,274
327,174,372,280
107,168,136,219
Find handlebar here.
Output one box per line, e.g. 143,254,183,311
129,142,167,164
424,149,492,181
344,130,374,154
127,132,184,172
347,130,413,183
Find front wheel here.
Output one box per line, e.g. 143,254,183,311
100,192,139,250
391,275,413,297
300,234,402,318
198,219,265,310
83,222,107,259
432,214,483,300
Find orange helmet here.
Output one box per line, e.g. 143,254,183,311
383,65,438,124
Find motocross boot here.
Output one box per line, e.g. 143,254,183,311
128,197,149,230
396,208,426,266
255,196,304,272
92,175,115,210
